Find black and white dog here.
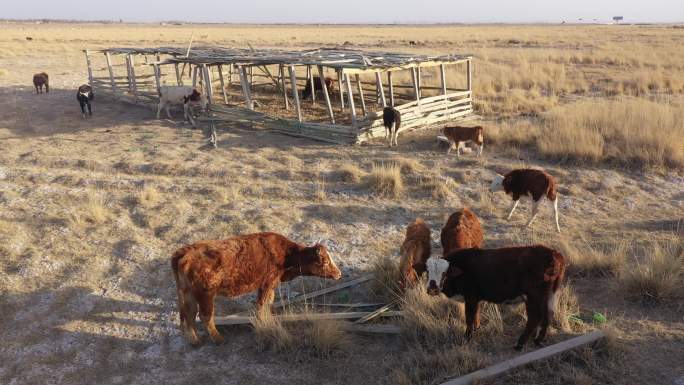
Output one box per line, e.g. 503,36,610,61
77,84,94,119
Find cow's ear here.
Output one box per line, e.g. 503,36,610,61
447,266,463,278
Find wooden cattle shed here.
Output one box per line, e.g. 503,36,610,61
84,46,476,144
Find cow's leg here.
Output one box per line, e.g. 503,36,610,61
525,199,542,228
477,143,484,157
553,198,561,233
256,285,277,318
79,99,87,119
87,100,92,117
464,297,481,340
45,83,49,93
516,297,541,350
165,102,172,119
506,199,520,220
35,85,39,94
534,293,552,346
197,292,223,345
180,290,200,345
392,123,399,147
156,101,163,119
446,140,454,155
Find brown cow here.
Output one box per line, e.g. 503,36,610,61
442,126,484,157
33,72,49,94
302,76,335,100
490,168,560,232
425,245,566,350
440,208,484,256
171,232,342,345
398,218,431,289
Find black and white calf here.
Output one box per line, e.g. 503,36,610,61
76,84,94,119
382,106,401,147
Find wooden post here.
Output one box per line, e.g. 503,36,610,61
411,67,420,102
174,63,182,85
128,54,137,100
344,72,357,125
416,66,422,98
228,63,233,85
84,50,94,86
307,65,315,105
279,64,290,110
248,66,253,86
387,71,395,107
217,64,228,104
375,71,386,107
288,66,302,122
440,64,448,95
337,69,345,110
202,64,213,106
355,74,366,116
237,65,253,110
192,66,198,88
104,52,118,98
317,65,335,124
153,64,162,94
124,55,133,92
467,59,472,92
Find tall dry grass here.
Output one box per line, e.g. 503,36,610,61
366,163,404,198
618,240,684,305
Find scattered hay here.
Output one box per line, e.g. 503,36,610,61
366,163,404,198
400,287,466,346
560,238,626,277
336,163,364,183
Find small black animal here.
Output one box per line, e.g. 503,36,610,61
302,76,335,100
77,84,94,119
382,106,401,147
33,73,49,94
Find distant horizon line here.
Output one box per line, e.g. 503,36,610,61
2,18,683,25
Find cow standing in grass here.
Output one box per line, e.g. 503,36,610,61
76,84,94,119
172,232,342,345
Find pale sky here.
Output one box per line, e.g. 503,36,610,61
3,0,683,23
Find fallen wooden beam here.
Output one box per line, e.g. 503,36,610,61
215,310,403,326
341,323,402,334
439,330,606,385
354,299,398,324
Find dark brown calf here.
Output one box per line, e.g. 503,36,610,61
33,72,49,94
440,207,484,256
398,218,431,289
442,126,484,157
302,76,335,100
171,232,342,345
425,245,566,350
490,168,560,232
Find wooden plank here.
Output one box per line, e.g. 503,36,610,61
152,64,162,94
273,275,373,309
288,65,302,122
215,311,403,326
355,74,366,116
84,50,94,86
317,65,335,124
310,302,385,308
354,300,398,324
344,72,357,125
337,69,345,110
104,52,118,97
375,71,386,108
440,64,448,95
387,71,395,107
128,54,138,100
307,65,315,105
192,66,198,88
217,64,228,104
237,65,253,110
174,62,182,85
439,330,606,385
279,64,290,110
411,67,420,102
467,59,472,92
202,64,213,105
341,323,402,334
416,66,422,98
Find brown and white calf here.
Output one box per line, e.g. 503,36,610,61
442,126,484,157
157,85,207,127
171,232,342,345
398,218,431,289
33,72,49,94
302,76,335,100
440,207,484,256
490,168,561,233
424,245,566,350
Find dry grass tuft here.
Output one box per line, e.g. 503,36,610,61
392,157,424,175
419,175,456,199
366,163,404,197
252,312,293,353
560,238,626,277
388,345,486,385
618,240,684,305
400,287,466,346
136,186,160,208
336,162,364,183
369,254,402,302
553,284,586,333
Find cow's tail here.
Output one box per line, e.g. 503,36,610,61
547,250,566,313
546,176,558,202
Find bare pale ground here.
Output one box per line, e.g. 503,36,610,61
1,23,683,385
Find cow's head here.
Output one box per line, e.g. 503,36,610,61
184,89,208,111
424,257,450,296
298,244,342,280
489,174,505,193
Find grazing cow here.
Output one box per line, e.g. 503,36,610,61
383,106,401,147
33,73,49,94
157,85,207,127
398,218,431,289
76,84,94,119
442,126,484,157
440,208,484,256
490,168,561,233
424,245,566,350
171,232,342,345
302,76,335,100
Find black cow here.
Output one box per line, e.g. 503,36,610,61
77,84,94,119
